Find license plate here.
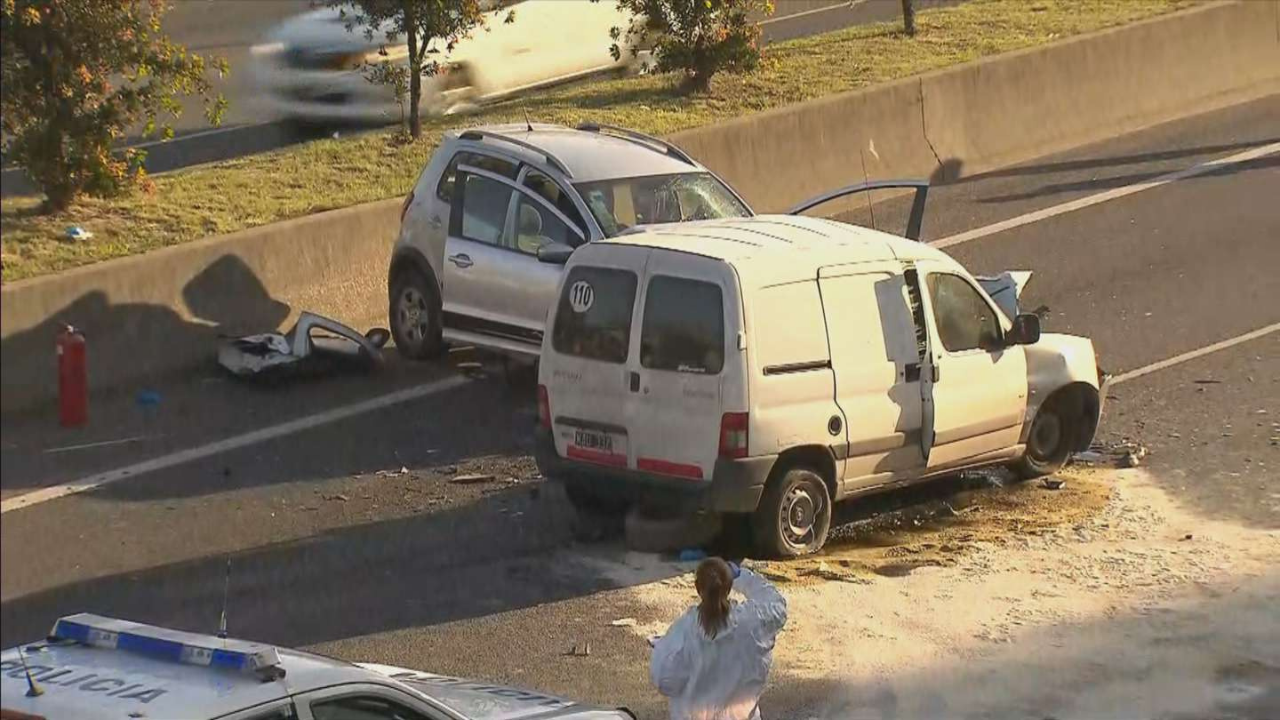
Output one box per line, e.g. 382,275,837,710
574,429,613,453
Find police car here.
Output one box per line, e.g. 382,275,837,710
0,614,632,720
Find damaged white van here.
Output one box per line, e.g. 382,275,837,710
535,215,1104,557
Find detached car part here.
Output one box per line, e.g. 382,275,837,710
218,311,390,379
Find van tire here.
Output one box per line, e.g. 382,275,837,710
752,466,832,558
1014,397,1074,479
390,267,444,360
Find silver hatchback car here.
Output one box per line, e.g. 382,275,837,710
387,123,755,359
387,122,930,359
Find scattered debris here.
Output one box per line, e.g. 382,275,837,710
609,618,638,628
376,466,410,477
450,473,496,485
1193,379,1222,385
65,226,93,240
1182,534,1194,541
1074,440,1148,469
567,642,591,657
1042,478,1067,490
323,493,349,502
439,465,459,475
218,311,388,380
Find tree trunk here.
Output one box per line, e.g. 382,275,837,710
405,2,422,139
901,0,916,36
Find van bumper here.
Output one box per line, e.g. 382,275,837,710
534,428,773,513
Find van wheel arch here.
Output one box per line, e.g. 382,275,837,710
1015,382,1100,479
751,447,838,558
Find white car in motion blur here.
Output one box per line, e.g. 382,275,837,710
251,0,645,125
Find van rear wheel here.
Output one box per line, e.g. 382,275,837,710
752,466,831,558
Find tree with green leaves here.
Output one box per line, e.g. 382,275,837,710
327,0,513,140
602,0,774,93
1,0,227,212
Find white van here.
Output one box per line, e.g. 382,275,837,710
535,215,1104,557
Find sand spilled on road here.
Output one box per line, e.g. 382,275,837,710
611,468,1280,719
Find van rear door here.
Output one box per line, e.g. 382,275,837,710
545,246,650,468
628,250,741,481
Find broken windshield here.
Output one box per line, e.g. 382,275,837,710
575,172,750,237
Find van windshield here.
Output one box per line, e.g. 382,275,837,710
575,172,750,237
551,267,638,364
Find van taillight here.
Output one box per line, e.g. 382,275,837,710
537,385,552,428
719,412,749,459
400,190,414,224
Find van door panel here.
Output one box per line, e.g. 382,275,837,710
917,263,1027,469
630,251,739,481
544,248,651,468
747,280,840,471
819,267,928,489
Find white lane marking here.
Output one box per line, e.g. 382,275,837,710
0,375,470,514
1110,323,1279,386
761,0,867,26
126,123,274,150
931,141,1280,250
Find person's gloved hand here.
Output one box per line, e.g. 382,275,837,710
728,561,741,579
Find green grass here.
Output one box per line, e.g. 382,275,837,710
0,0,1191,283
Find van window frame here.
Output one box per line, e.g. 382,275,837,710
638,273,728,376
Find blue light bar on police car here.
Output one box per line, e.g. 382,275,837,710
50,613,282,673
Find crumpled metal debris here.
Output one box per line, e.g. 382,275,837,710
976,270,1033,319
1073,440,1149,468
218,311,389,380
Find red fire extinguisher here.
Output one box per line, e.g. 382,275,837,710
57,325,87,427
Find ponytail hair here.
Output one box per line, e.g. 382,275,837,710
695,557,734,639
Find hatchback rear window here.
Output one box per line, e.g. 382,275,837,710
551,267,638,364
640,276,725,374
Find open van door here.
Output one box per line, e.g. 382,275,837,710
787,180,930,241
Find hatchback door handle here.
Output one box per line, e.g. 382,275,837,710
448,253,473,269
629,371,640,393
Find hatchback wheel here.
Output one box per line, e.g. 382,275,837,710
389,268,443,359
753,466,832,558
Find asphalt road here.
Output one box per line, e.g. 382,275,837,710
1,0,947,196
2,95,1278,716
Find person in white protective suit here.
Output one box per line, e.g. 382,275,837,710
650,557,789,720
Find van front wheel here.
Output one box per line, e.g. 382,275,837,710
1014,398,1074,479
753,466,832,558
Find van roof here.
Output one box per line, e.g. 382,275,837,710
597,215,960,283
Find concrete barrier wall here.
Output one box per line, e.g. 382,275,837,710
3,1,1277,412
1,200,399,411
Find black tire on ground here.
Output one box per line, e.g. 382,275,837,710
389,267,444,360
1014,396,1075,480
752,465,832,559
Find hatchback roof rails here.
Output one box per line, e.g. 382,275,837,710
576,122,695,166
458,129,573,178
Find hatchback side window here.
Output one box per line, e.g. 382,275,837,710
311,695,429,720
523,169,587,234
512,194,581,255
552,266,638,364
457,173,515,246
436,151,517,202
641,276,725,374
926,273,1001,352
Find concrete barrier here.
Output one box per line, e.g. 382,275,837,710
3,1,1277,412
1,200,399,412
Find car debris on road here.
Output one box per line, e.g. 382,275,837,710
217,311,389,380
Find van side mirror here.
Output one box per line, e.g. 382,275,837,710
1006,313,1041,346
537,242,574,265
